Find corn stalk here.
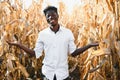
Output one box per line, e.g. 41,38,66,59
0,0,120,80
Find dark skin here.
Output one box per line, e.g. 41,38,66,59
7,10,99,57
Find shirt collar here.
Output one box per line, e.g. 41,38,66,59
59,25,64,31
48,24,63,32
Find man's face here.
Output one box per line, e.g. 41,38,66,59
45,10,59,26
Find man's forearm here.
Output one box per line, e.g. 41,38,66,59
71,44,91,57
16,44,35,57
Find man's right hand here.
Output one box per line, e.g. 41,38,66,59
6,41,35,57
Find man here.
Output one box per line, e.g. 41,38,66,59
7,6,99,80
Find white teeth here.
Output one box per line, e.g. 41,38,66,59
50,20,55,23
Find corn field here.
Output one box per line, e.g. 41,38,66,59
0,0,120,80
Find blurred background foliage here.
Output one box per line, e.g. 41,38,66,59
0,0,120,80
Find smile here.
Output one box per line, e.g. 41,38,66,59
50,20,55,23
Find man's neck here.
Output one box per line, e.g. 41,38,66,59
50,24,60,33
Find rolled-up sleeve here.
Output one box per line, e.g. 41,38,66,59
34,33,44,58
68,31,76,54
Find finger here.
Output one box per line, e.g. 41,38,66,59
6,41,12,45
6,41,10,44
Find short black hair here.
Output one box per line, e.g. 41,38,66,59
43,6,58,15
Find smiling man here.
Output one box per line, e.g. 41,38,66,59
7,6,99,80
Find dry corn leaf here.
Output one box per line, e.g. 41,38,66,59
16,61,29,78
0,0,119,80
94,71,105,80
6,53,17,61
92,48,111,56
5,24,11,32
106,0,113,12
6,59,14,72
84,57,107,79
0,40,3,56
115,41,120,57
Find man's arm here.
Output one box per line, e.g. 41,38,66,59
71,43,99,57
7,41,35,57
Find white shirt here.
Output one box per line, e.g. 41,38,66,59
34,25,76,80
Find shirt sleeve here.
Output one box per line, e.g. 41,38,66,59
68,30,76,54
34,32,44,58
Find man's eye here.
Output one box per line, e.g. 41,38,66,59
46,15,49,17
46,14,57,19
46,15,50,19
